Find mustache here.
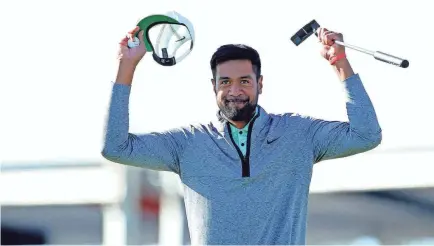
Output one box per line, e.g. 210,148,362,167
224,97,249,103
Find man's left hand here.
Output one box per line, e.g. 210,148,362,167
317,28,346,62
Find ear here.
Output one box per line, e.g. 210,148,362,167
257,75,263,94
211,79,217,94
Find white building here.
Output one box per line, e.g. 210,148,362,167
2,148,434,245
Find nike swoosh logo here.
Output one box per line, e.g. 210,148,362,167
266,138,278,144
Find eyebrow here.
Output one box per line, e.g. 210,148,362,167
219,75,253,80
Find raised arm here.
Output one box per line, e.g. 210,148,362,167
308,28,382,163
308,73,382,163
101,82,191,173
101,26,190,174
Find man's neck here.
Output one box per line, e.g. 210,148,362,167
229,121,248,129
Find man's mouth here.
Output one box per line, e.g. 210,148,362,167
225,99,249,106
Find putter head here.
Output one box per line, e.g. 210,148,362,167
290,19,320,46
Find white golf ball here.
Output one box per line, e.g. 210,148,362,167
128,37,140,48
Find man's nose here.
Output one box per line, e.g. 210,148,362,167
228,84,242,96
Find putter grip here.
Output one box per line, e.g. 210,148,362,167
373,51,409,68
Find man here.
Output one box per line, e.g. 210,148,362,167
102,26,382,245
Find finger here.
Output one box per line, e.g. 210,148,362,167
138,30,144,42
128,26,140,40
138,30,144,43
119,38,129,54
317,27,328,42
324,32,342,46
128,26,139,34
137,30,145,50
320,30,335,45
322,31,335,45
316,28,323,41
119,37,128,46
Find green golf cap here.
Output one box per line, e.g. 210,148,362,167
129,11,195,66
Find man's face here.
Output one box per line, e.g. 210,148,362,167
212,60,263,122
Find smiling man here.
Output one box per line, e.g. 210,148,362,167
212,53,262,128
102,27,382,245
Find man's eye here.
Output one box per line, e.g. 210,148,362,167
221,80,230,85
241,80,250,84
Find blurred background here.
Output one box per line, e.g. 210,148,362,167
1,0,433,245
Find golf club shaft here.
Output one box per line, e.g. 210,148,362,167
334,40,409,68
334,40,373,55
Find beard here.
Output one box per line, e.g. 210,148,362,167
219,97,257,122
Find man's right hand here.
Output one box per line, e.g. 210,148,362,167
116,26,147,85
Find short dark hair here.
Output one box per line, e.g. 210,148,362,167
210,44,261,80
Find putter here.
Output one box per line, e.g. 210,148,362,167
290,20,409,68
